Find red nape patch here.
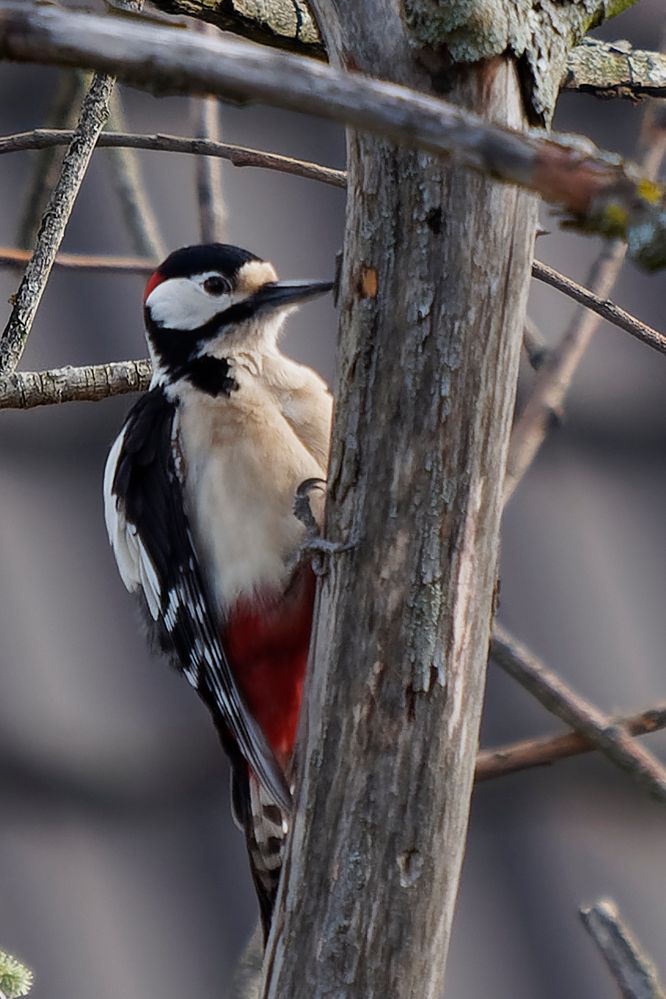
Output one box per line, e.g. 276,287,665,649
143,270,166,303
223,568,316,765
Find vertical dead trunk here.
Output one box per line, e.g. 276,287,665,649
263,5,537,997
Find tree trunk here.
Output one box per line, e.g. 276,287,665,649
262,6,537,997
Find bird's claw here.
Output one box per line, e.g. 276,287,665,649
299,536,357,577
293,477,326,536
291,477,356,576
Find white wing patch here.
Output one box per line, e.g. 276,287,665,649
104,428,162,620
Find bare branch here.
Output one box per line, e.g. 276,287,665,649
0,129,347,188
0,246,153,274
580,899,666,999
192,97,227,242
505,88,666,503
491,625,666,803
0,359,151,410
531,260,666,356
14,70,88,248
509,247,632,500
563,38,666,100
119,3,666,103
506,241,628,502
2,4,666,267
475,704,666,782
105,89,166,259
191,23,227,244
0,71,116,375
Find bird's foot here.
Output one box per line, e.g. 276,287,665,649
292,477,356,576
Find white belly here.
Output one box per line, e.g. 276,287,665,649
176,387,325,611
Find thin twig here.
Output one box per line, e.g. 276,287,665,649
0,128,347,188
0,359,151,409
491,625,666,803
531,260,666,357
0,247,154,274
475,704,666,782
508,240,626,503
580,899,666,999
2,4,666,268
14,70,88,248
105,90,166,259
505,88,666,503
0,73,116,375
192,98,226,242
192,22,226,243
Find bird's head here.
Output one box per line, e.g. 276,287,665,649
143,243,333,380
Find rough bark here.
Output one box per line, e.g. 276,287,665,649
261,6,537,998
0,359,151,409
562,38,666,99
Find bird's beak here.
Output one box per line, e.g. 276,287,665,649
250,280,334,312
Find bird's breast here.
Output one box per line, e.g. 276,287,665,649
175,383,325,611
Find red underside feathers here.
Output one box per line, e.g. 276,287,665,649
223,567,316,765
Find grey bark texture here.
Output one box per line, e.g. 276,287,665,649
562,37,666,98
0,359,151,410
261,5,537,998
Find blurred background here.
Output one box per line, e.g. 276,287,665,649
0,2,664,997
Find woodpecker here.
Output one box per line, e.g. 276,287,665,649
104,243,333,935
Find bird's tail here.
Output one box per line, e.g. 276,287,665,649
231,766,290,942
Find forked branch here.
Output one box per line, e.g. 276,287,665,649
476,704,666,782
491,626,666,803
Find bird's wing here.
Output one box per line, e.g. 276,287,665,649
104,387,292,813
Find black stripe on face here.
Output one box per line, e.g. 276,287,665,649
146,313,240,397
145,298,258,383
146,319,209,376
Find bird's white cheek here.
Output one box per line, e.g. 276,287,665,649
146,276,231,330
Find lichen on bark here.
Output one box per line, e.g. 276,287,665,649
403,0,640,122
151,0,323,53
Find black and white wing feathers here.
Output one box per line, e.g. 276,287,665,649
104,387,291,813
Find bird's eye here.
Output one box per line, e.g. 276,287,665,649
203,275,229,297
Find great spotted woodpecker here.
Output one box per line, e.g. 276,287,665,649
104,243,333,935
